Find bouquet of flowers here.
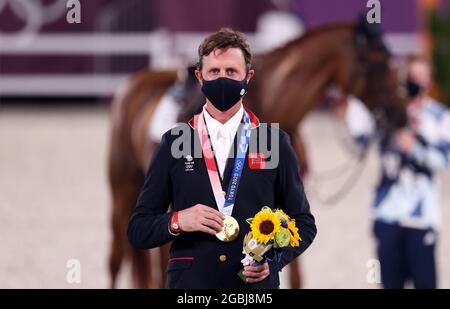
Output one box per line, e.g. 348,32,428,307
238,206,301,280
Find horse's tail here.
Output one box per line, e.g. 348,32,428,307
107,69,177,288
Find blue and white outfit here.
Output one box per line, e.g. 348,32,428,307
345,96,450,288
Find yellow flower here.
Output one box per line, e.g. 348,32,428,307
250,210,281,244
275,208,290,221
287,220,302,247
277,208,289,217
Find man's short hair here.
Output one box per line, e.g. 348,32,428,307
197,28,252,72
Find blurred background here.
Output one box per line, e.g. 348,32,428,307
1,0,449,288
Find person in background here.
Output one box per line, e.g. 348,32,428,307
341,55,450,288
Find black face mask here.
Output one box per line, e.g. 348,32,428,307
406,78,424,98
201,77,248,112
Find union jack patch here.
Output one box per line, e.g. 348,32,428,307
248,152,266,169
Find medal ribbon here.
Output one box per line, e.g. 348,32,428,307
197,110,252,216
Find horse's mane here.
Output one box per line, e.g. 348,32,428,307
258,22,355,60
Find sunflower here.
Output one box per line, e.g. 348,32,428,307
250,210,281,244
287,220,302,247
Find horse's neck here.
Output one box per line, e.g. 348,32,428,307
250,27,354,132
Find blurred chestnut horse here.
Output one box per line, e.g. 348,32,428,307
108,20,407,288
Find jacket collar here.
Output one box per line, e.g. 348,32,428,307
188,107,260,130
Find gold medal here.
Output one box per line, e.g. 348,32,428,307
216,215,240,242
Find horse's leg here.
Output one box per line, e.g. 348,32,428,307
109,69,178,289
287,130,310,289
110,175,153,288
290,130,309,177
109,130,152,288
108,142,132,289
288,258,302,289
109,194,124,289
123,172,153,288
110,184,141,287
130,247,152,288
158,243,171,288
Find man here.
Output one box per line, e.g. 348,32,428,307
342,56,450,288
127,28,316,288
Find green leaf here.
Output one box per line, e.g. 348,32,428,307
261,206,272,212
237,268,246,282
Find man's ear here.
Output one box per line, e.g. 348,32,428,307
195,70,203,85
246,69,255,83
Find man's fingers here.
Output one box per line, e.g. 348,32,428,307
198,225,217,236
201,205,226,219
243,270,270,282
243,263,270,282
198,205,225,227
244,263,268,273
243,268,269,278
246,276,265,283
203,212,225,227
188,204,226,235
242,270,261,278
201,218,223,232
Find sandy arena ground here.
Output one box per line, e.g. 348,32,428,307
1,104,449,288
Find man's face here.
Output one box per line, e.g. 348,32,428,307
195,48,254,84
